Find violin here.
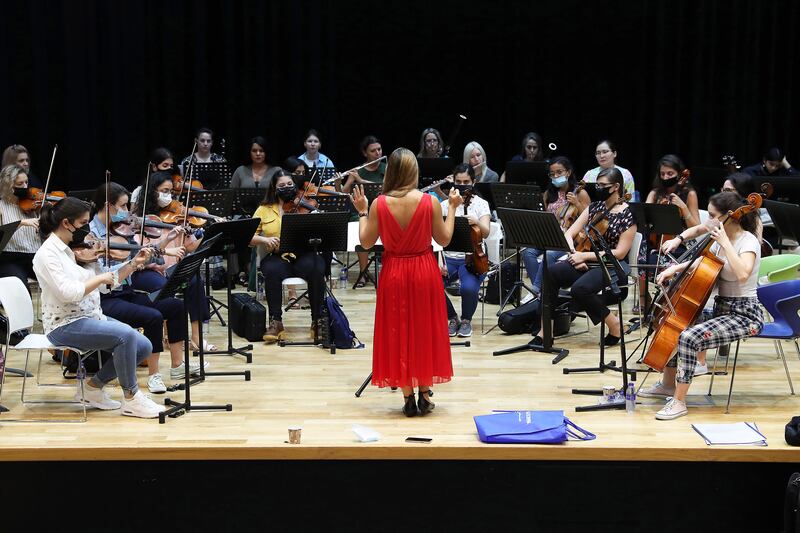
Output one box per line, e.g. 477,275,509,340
19,188,67,213
643,193,762,371
573,193,632,253
284,183,319,214
172,173,204,194
557,180,586,231
159,199,219,227
462,189,489,276
71,234,160,265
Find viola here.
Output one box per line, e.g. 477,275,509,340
573,193,632,253
172,173,204,195
557,180,586,231
19,188,66,213
462,189,489,275
643,193,763,371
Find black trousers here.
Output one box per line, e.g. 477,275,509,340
260,252,326,321
101,287,187,353
543,260,630,325
0,252,35,291
131,269,210,323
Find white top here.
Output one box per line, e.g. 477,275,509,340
710,230,760,298
32,233,120,334
440,195,491,259
0,199,41,253
582,165,636,197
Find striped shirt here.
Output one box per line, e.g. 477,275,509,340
0,199,41,253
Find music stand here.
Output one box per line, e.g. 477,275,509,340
177,189,233,218
232,188,265,217
417,157,453,188
764,199,800,253
492,209,570,364
149,234,233,423
473,183,496,212
754,177,800,205
349,183,384,288
504,161,549,187
194,218,260,369
67,189,95,203
188,162,231,189
276,212,351,353
311,195,350,213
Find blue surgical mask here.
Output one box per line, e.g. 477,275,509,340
111,209,128,223
551,177,568,188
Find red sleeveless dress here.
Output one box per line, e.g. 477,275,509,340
371,194,453,388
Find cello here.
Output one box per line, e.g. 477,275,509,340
643,193,763,371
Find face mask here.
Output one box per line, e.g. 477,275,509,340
68,223,90,246
12,186,28,199
277,185,297,201
661,177,679,188
157,192,173,208
551,177,568,188
111,209,128,223
595,185,613,201
453,184,473,195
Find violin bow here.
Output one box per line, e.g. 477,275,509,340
180,142,198,247
40,144,58,215
139,163,151,244
104,170,111,269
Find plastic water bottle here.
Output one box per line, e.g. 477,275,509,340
625,381,636,414
257,280,265,301
339,267,348,289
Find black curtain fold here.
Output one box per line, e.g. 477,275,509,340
2,0,798,194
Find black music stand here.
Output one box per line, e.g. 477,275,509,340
753,177,800,205
188,162,231,189
149,234,233,423
492,209,570,364
417,157,453,188
67,189,95,203
232,188,265,217
504,161,549,187
311,195,350,212
276,212,350,354
196,218,260,366
349,183,384,288
473,183,496,212
764,199,800,254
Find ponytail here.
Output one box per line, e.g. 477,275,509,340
708,191,759,236
39,197,91,239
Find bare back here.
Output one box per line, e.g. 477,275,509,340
382,191,430,230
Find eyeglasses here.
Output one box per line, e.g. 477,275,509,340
425,138,439,144
596,183,614,190
721,187,737,192
548,170,568,178
595,149,612,156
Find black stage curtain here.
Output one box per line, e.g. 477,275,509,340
2,0,799,194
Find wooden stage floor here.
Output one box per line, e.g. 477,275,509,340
2,282,800,463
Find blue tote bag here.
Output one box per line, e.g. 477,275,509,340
473,410,596,444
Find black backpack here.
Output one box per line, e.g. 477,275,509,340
55,350,113,378
482,262,519,305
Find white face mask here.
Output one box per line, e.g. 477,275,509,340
157,192,173,208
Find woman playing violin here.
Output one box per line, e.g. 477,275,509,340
0,164,42,291
88,182,204,394
640,192,763,420
131,171,217,353
521,156,590,296
131,148,175,207
251,169,327,343
535,167,637,347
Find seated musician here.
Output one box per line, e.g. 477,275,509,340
179,127,226,174
0,164,42,291
131,171,217,353
33,197,164,418
440,163,491,338
581,140,636,198
298,129,335,170
499,132,545,182
463,141,499,183
640,191,763,420
742,147,798,177
231,136,280,189
639,155,701,310
722,172,766,240
534,167,637,347
417,128,444,159
250,169,327,343
341,135,386,285
131,148,175,206
521,156,590,296
89,182,204,394
1,144,42,187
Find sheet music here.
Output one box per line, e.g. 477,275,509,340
691,422,767,446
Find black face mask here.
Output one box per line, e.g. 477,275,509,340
595,185,614,202
453,184,473,195
68,223,91,246
661,177,679,188
12,187,28,199
276,185,297,201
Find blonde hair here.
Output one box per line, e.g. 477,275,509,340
382,148,418,195
0,165,26,203
463,141,487,177
2,145,28,168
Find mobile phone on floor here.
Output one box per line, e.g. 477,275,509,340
405,437,433,443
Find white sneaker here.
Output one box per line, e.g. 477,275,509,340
147,373,167,394
75,384,121,410
122,390,165,419
655,398,688,420
637,380,676,398
169,359,208,380
694,363,709,377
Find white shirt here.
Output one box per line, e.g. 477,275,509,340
710,230,760,298
441,194,491,259
32,233,116,334
0,199,41,253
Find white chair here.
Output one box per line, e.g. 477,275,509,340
282,277,309,311
0,276,94,423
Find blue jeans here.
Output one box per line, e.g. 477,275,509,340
48,317,152,395
443,256,486,321
522,248,565,293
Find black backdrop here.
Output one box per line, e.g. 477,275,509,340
3,0,799,194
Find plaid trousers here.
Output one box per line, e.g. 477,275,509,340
667,296,764,384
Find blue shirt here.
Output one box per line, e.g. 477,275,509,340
298,153,335,170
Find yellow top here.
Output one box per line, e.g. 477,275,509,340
253,203,281,238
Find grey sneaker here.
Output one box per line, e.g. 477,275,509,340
655,398,688,420
448,318,458,337
457,320,473,338
637,380,676,398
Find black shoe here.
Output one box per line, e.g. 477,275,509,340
603,333,621,347
417,390,435,415
403,394,419,417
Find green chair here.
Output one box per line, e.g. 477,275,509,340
758,254,800,285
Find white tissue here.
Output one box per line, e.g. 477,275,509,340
352,424,381,442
